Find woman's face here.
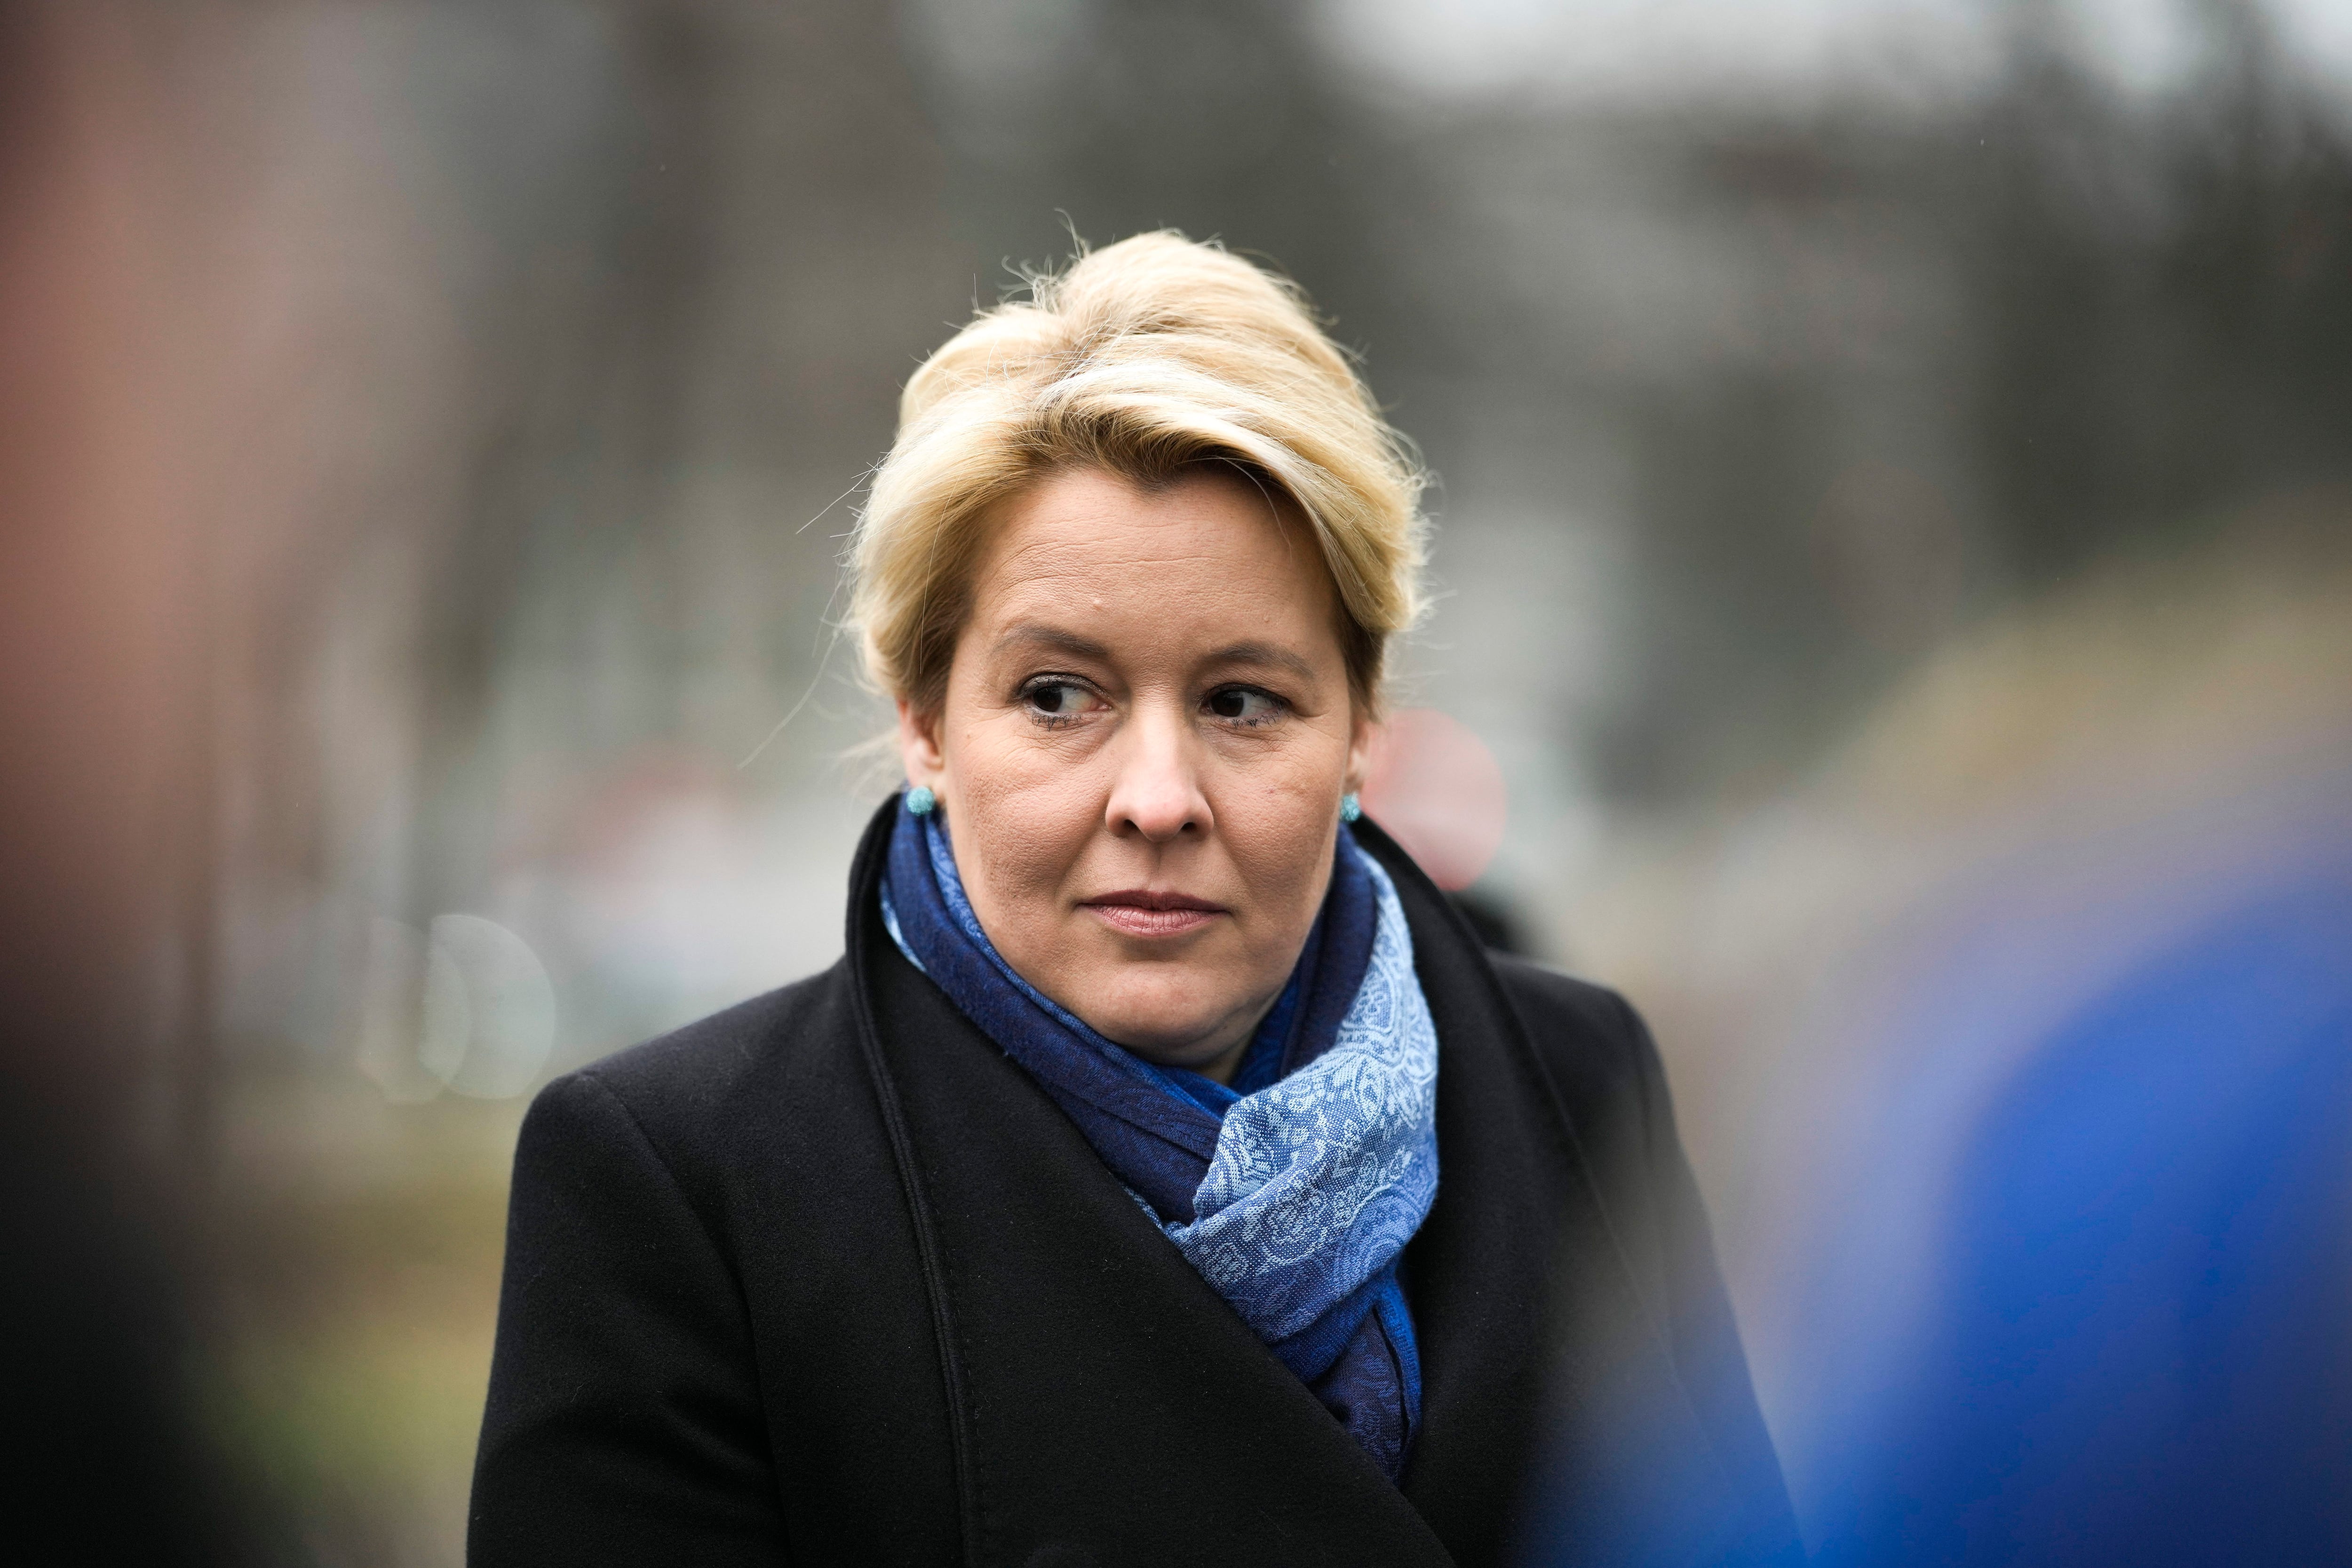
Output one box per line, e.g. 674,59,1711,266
898,465,1368,1082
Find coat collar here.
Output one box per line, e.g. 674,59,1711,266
839,798,1696,1565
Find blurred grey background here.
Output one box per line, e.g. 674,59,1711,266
11,0,2351,1561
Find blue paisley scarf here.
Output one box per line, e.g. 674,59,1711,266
878,796,1440,1480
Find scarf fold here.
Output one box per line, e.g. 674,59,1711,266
878,797,1439,1480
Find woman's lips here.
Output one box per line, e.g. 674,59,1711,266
1081,890,1227,938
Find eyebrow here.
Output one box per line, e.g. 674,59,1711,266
1203,639,1319,684
992,624,1111,662
991,625,1321,685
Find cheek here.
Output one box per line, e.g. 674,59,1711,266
948,727,1102,899
1213,757,1345,908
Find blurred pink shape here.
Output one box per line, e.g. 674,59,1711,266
1360,708,1508,891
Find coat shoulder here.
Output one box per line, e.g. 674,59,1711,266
533,959,869,1183
1478,953,1672,1212
1483,953,1658,1104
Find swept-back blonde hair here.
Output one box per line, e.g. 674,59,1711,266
848,231,1427,715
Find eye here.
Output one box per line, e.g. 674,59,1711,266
1205,686,1286,725
1020,678,1101,724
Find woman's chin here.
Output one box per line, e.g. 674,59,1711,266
1077,987,1251,1071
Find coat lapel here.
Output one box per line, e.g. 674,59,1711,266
845,800,1726,1566
847,807,1454,1568
1362,823,1729,1565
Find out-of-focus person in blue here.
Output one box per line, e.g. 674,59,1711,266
1810,824,2352,1566
1689,552,2352,1568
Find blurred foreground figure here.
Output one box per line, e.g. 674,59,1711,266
1675,536,2352,1567
0,4,243,1559
1807,800,2352,1567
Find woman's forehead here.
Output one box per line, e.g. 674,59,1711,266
980,468,1324,589
965,469,1340,660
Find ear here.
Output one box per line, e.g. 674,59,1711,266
1344,705,1378,798
897,696,945,788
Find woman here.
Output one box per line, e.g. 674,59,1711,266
470,234,1800,1567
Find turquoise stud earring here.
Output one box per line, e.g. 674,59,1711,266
905,785,936,816
1340,792,1362,824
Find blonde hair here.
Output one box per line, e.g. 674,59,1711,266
848,231,1427,715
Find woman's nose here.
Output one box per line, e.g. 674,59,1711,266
1104,713,1211,843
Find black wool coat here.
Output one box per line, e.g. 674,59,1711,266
469,803,1802,1567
